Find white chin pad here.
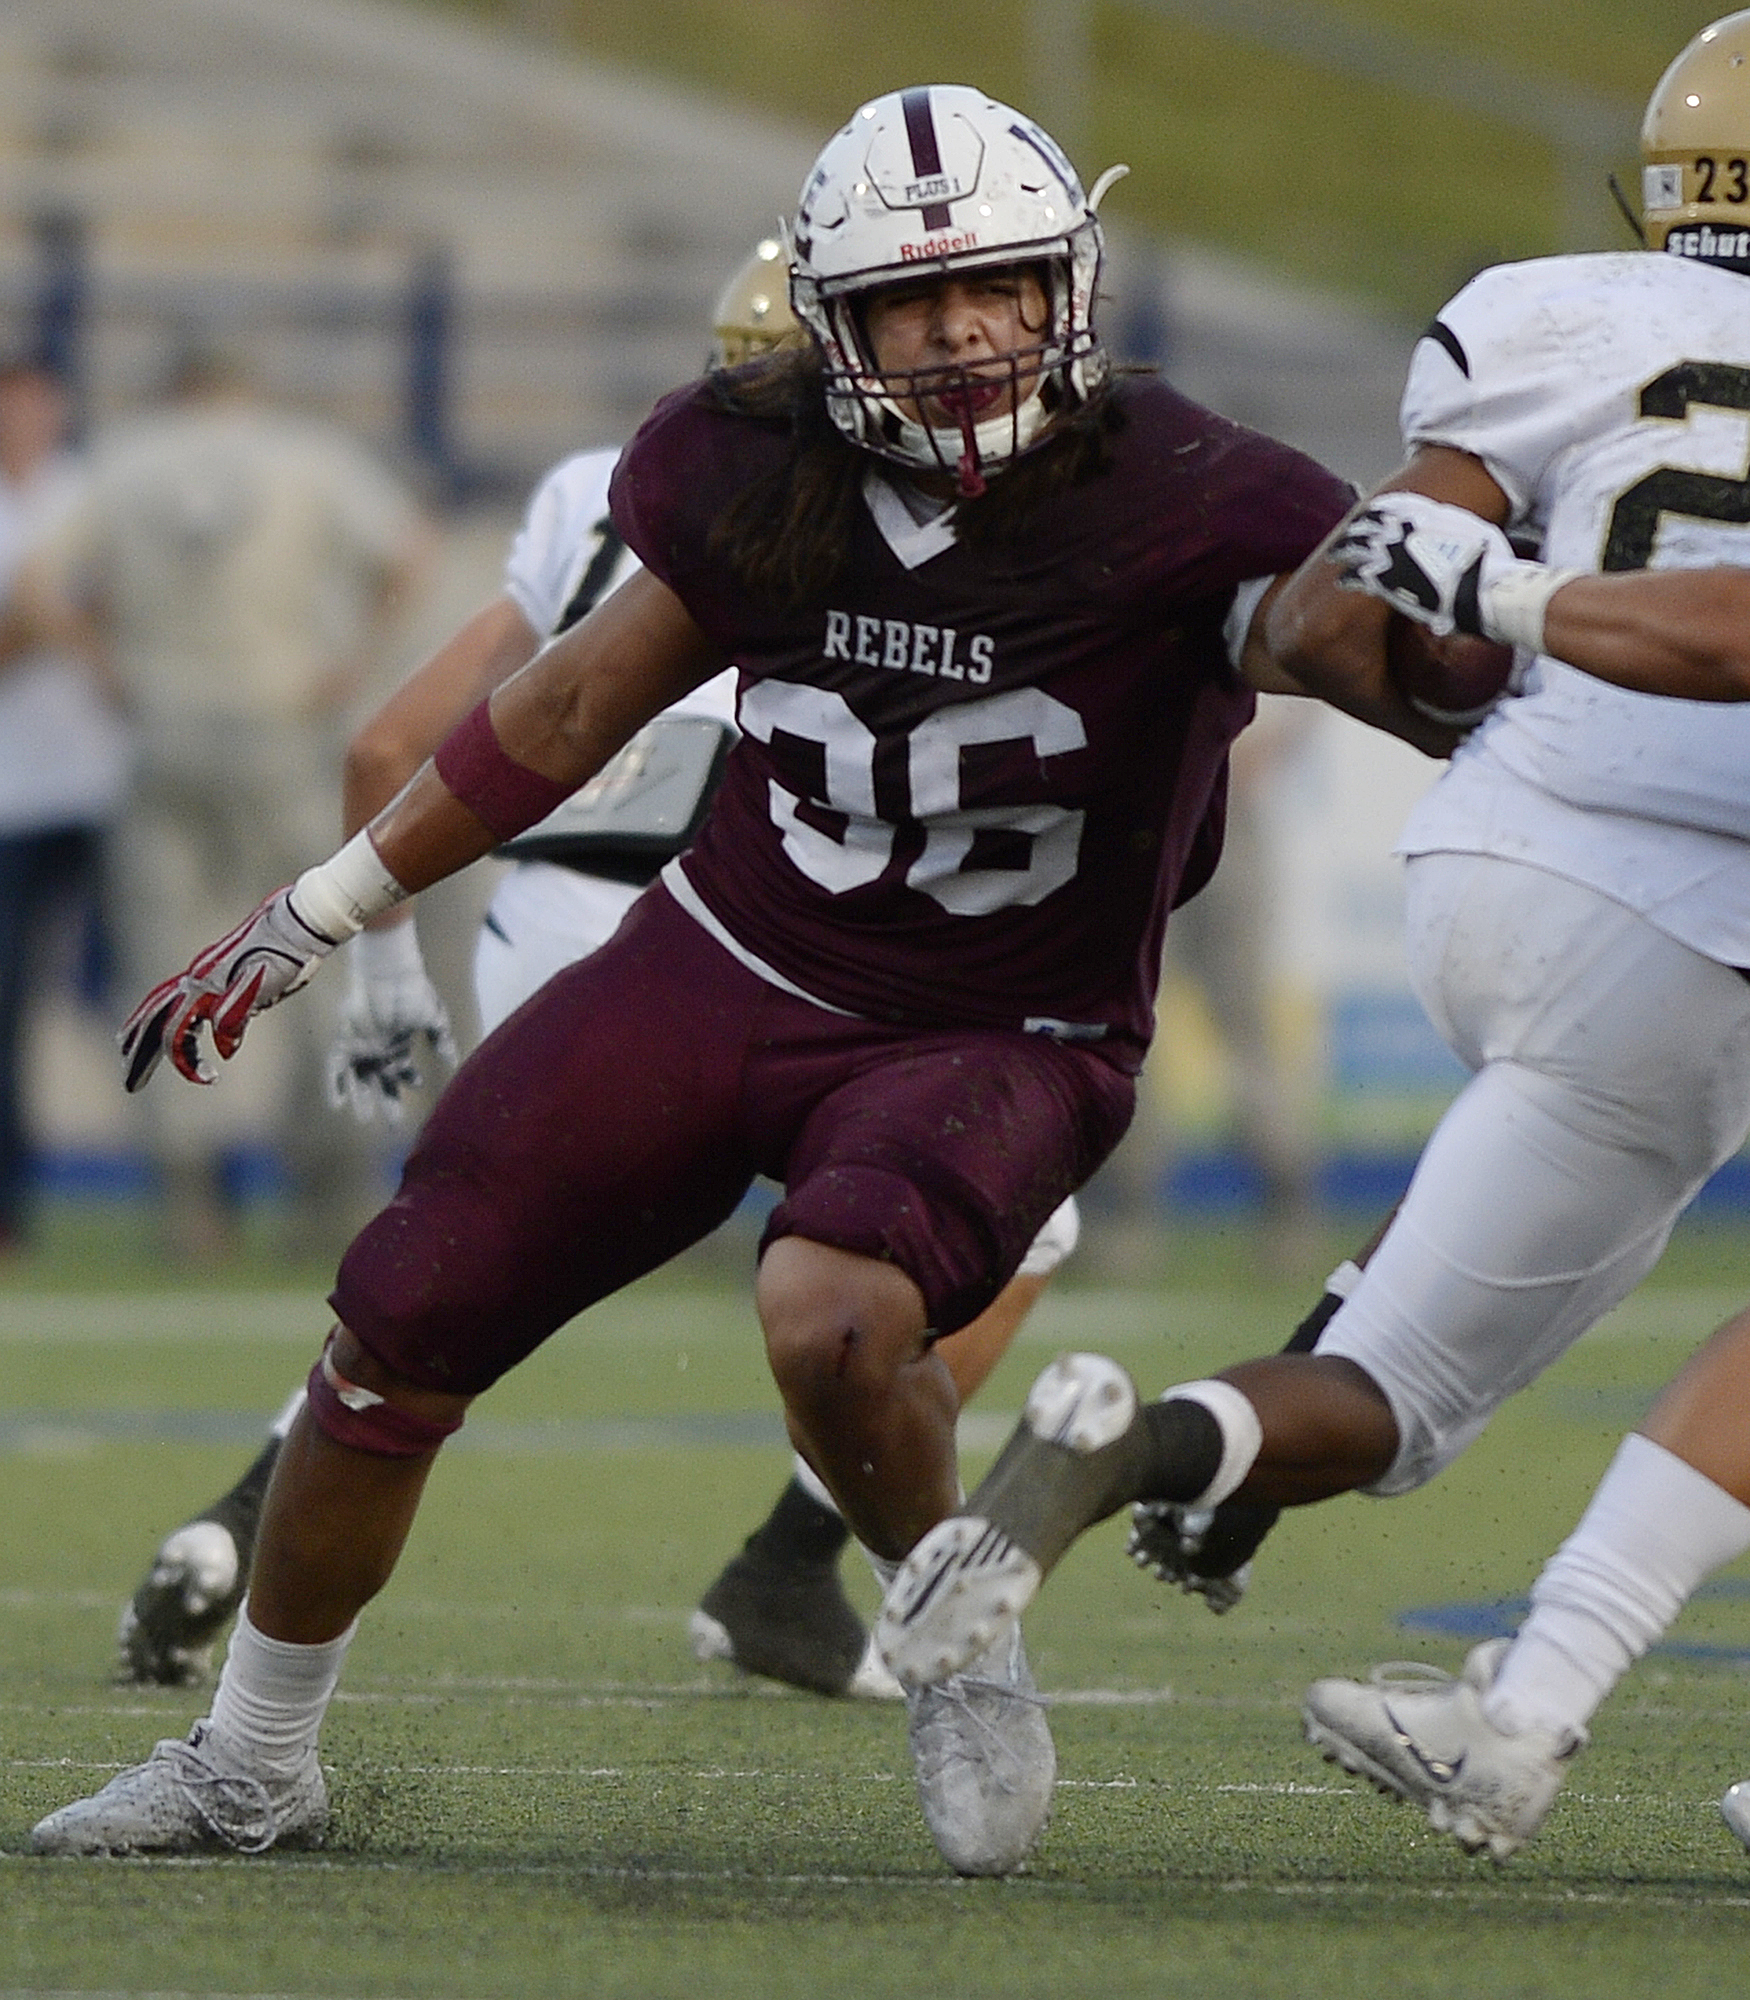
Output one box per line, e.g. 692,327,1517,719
888,386,1050,479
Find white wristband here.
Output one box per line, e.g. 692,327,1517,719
1479,561,1583,656
288,830,408,945
1324,1259,1366,1300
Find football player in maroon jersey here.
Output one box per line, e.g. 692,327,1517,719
111,243,1086,1708
33,85,1438,1875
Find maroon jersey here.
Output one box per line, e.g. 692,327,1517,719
611,376,1349,1070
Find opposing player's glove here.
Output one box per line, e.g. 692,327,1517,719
326,921,457,1124
1331,491,1580,654
120,887,342,1092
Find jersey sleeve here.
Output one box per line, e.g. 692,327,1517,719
1120,392,1354,618
502,449,621,636
608,385,793,649
1400,259,1586,524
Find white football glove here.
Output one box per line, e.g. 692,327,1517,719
326,921,457,1124
121,887,340,1091
1331,491,1579,653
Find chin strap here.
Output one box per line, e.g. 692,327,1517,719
955,404,988,500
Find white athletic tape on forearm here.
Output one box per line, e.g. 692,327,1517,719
1479,561,1584,656
1163,1378,1264,1509
289,831,409,945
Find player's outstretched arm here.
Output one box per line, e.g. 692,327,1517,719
1536,566,1750,704
1333,492,1750,702
122,571,723,1092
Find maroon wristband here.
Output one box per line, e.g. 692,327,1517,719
433,700,574,842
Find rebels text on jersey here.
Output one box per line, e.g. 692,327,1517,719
610,376,1350,1066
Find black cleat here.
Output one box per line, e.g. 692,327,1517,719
690,1546,876,1698
1127,1495,1283,1614
116,1433,282,1686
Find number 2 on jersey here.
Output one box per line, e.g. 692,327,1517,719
1603,362,1750,572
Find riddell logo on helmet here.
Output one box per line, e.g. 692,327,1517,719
900,230,980,262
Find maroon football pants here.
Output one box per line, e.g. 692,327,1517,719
332,885,1133,1393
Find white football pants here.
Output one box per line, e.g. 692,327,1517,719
472,860,641,1034
1319,852,1750,1494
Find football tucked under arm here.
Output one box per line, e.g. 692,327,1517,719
1332,491,1581,654
1385,616,1517,729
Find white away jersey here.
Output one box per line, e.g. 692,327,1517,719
502,448,735,726
1397,252,1750,964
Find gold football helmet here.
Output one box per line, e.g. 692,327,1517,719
1642,9,1750,257
710,238,801,368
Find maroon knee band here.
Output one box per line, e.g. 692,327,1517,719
433,700,574,843
305,1337,466,1459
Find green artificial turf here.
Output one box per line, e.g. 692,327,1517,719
6,1221,1750,1995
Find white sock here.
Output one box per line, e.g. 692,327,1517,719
205,1604,357,1776
796,1453,966,1590
1485,1434,1750,1743
864,1550,900,1590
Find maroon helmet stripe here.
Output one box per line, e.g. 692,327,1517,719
901,87,943,179
921,203,952,230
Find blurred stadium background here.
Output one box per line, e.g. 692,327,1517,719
10,11,1750,1993
0,0,1737,1252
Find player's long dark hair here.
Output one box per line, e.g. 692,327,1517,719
705,347,1126,609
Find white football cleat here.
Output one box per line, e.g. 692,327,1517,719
1302,1640,1582,1861
1721,1781,1750,1852
30,1723,327,1857
878,1353,1141,1688
907,1623,1055,1876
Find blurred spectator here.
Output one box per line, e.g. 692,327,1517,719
0,356,131,1253
27,342,432,1261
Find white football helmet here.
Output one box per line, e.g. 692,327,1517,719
790,84,1125,492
